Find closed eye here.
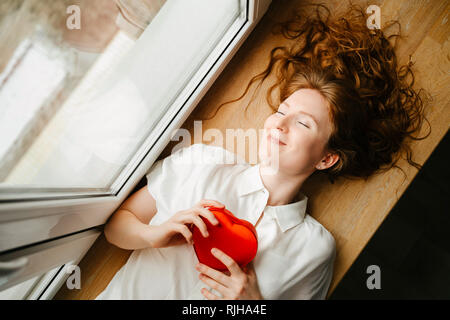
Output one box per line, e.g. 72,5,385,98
277,111,308,128
297,121,309,128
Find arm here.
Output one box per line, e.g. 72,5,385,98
104,144,226,250
104,185,159,250
104,186,224,251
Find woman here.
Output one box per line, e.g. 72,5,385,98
96,3,428,300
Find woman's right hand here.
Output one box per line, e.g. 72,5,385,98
145,199,225,248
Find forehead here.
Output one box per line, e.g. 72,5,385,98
284,89,329,115
283,89,331,124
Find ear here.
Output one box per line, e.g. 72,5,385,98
315,152,339,170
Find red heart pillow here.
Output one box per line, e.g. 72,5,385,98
192,206,258,271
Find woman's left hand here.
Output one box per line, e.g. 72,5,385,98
196,248,263,300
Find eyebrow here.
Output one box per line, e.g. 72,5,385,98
281,102,319,125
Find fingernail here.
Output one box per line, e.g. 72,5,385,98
211,248,217,254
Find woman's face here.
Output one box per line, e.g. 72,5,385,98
259,88,338,175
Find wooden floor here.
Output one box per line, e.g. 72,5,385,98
54,0,450,299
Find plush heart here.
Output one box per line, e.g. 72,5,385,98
192,206,258,271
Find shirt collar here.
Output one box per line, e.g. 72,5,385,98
265,193,308,232
237,163,266,197
237,163,308,232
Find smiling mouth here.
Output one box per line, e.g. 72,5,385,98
267,134,286,146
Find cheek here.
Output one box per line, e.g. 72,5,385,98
287,131,325,164
291,130,316,149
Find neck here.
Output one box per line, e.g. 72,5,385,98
259,164,310,206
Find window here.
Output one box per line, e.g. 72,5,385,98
0,0,246,200
0,0,272,298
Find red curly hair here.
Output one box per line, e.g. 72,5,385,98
205,1,431,183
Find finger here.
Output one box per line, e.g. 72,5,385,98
171,209,190,222
196,263,229,287
196,199,225,209
190,215,209,238
211,248,242,275
172,223,193,244
179,211,209,237
199,273,229,297
195,208,219,226
201,288,220,300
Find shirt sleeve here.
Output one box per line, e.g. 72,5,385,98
278,227,337,300
146,143,202,204
145,143,242,220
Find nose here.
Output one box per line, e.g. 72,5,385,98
275,114,289,133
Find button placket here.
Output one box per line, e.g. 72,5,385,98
265,206,276,220
249,190,269,226
260,190,270,214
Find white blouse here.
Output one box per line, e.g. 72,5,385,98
95,143,336,300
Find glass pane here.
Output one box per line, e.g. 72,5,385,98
0,264,61,300
0,274,42,300
0,0,246,199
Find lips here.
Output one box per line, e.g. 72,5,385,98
268,133,286,146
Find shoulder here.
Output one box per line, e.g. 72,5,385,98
300,215,336,262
